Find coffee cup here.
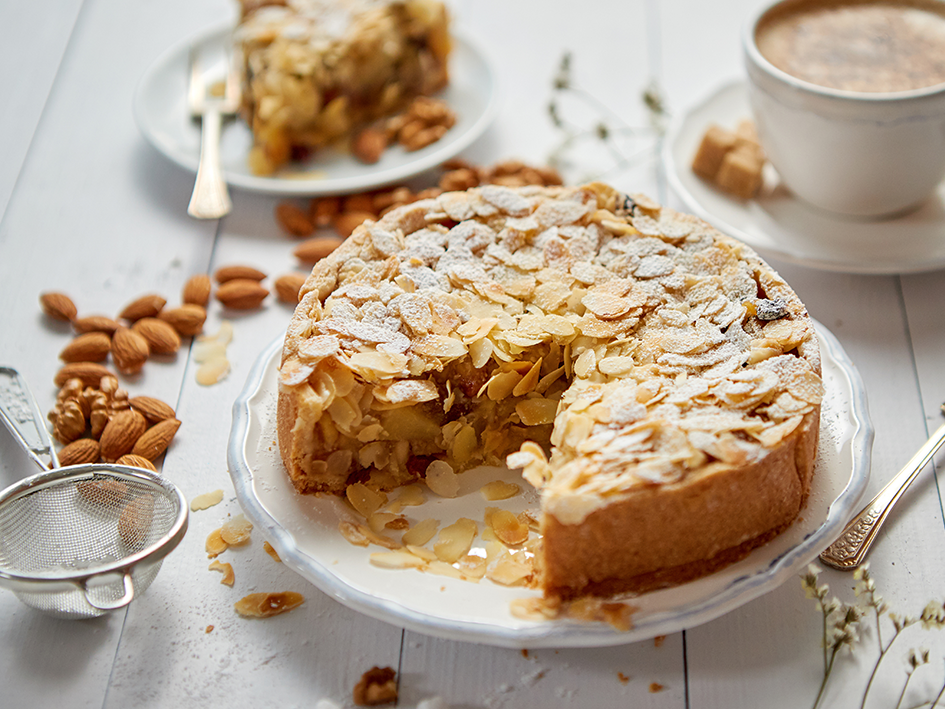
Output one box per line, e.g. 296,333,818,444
743,0,945,218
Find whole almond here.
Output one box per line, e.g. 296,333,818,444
215,265,267,283
60,332,111,363
40,292,78,322
215,279,269,310
119,294,167,322
333,211,374,238
112,327,150,374
59,438,101,466
55,362,114,388
99,409,148,462
129,395,175,423
116,453,157,472
309,196,340,226
274,273,307,304
131,418,181,461
73,315,121,335
352,127,387,164
182,274,212,307
158,304,206,336
132,318,181,355
293,235,346,264
275,202,314,237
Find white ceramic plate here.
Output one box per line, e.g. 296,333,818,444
227,322,872,648
663,80,945,274
134,23,499,196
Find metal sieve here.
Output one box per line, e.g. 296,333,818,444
0,366,188,619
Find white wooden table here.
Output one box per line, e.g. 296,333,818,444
1,1,944,707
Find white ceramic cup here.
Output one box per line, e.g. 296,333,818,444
742,0,945,219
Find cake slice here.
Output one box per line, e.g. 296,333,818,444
234,0,451,174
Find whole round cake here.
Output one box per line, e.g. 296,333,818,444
277,182,822,600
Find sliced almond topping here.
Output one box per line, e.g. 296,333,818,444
190,489,224,511
220,514,253,546
234,592,304,618
369,549,427,569
263,541,282,562
401,517,439,547
480,480,521,501
433,518,477,563
206,528,228,558
209,560,235,586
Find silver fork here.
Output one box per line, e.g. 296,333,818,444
187,49,241,219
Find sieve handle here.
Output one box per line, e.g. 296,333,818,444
82,571,136,612
0,367,59,470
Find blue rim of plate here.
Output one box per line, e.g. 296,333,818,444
227,321,872,648
133,22,501,197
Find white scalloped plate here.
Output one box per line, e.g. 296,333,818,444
227,322,871,648
134,23,499,196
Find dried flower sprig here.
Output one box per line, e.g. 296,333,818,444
546,52,667,183
803,563,945,709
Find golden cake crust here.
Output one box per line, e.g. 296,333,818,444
276,183,823,600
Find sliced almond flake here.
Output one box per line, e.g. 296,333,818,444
487,554,533,586
597,356,637,376
380,379,439,405
234,592,304,618
206,528,228,558
402,518,440,547
369,550,427,570
263,541,281,562
348,351,408,377
456,554,488,580
534,197,591,227
479,185,533,216
221,514,253,546
346,483,388,518
536,365,566,395
297,334,341,362
480,480,521,501
516,397,558,426
339,520,370,547
193,340,227,363
197,358,231,386
424,559,465,579
433,518,478,563
412,334,467,359
386,484,426,513
756,415,803,447
190,489,224,511
406,543,438,562
209,560,235,586
512,360,543,397
425,460,459,498
491,509,529,546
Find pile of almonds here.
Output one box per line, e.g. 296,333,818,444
352,96,457,165
48,371,179,469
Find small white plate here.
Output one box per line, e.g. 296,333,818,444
134,23,499,196
227,322,871,648
663,80,945,274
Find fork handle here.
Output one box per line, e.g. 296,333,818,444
820,420,945,570
188,108,231,219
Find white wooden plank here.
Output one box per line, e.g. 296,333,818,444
0,1,83,221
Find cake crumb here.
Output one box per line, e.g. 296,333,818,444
649,682,665,693
353,666,398,706
617,672,631,684
654,635,666,647
521,648,529,658
205,624,214,633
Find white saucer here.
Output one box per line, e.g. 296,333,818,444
227,323,871,649
133,23,499,196
663,80,945,274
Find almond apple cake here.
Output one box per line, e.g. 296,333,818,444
234,0,451,174
277,182,823,600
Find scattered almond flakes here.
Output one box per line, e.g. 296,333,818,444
234,591,304,618
480,480,521,501
209,559,235,586
220,514,253,545
385,484,425,513
206,528,228,558
618,672,631,684
263,541,282,562
205,625,214,633
353,666,398,707
190,489,224,511
433,518,477,563
194,321,233,386
649,683,665,693
369,549,426,570
491,509,529,546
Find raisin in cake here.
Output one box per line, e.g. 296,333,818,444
235,0,451,174
277,182,822,600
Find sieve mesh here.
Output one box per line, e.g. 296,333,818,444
0,469,186,618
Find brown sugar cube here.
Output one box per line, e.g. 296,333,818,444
715,146,764,199
734,120,766,163
691,124,738,180
735,118,759,142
